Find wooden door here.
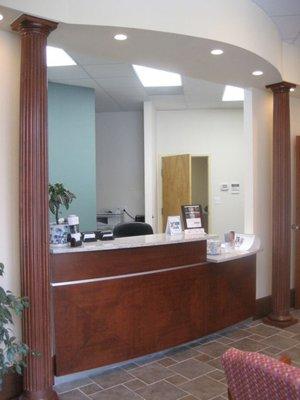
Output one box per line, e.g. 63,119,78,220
295,137,300,308
162,154,191,229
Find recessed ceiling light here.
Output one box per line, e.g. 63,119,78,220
114,34,127,41
290,88,295,92
0,14,3,21
46,46,76,67
252,70,263,76
222,85,244,101
211,49,224,55
133,65,182,87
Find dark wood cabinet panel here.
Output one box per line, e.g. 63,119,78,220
51,242,256,376
51,241,206,283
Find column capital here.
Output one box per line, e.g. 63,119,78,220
266,81,296,93
11,14,58,36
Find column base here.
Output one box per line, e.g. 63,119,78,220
19,388,58,400
263,314,298,329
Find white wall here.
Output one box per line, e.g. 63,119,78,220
96,111,144,220
244,88,273,299
0,31,21,336
144,102,158,232
156,109,245,237
291,97,300,287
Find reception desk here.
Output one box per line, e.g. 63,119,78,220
50,234,258,376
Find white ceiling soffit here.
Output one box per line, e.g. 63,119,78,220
47,24,281,90
251,0,300,45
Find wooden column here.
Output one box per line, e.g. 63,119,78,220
11,15,58,399
264,81,297,328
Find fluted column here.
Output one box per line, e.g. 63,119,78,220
11,15,58,399
264,81,297,328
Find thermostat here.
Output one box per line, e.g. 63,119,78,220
220,183,229,191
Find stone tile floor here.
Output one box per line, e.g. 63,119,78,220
56,310,300,400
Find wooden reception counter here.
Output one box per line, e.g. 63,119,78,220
50,234,258,376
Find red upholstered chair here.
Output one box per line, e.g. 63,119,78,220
221,348,300,400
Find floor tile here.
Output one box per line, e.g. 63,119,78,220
194,353,214,362
167,347,199,362
165,374,189,385
92,368,133,389
123,362,139,370
232,338,266,352
259,346,282,356
247,324,280,337
55,378,92,394
223,329,251,340
278,346,300,363
130,362,174,384
247,334,265,341
136,380,186,400
158,357,178,367
284,323,300,335
197,342,229,358
59,389,89,400
124,379,147,391
180,396,198,400
90,385,141,400
79,383,102,395
169,358,215,379
180,375,227,399
206,369,226,381
207,357,223,371
261,334,298,350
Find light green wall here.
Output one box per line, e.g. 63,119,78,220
48,82,96,231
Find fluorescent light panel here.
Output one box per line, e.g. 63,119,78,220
222,85,244,101
133,65,182,87
47,46,76,67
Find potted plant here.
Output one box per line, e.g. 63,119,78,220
49,183,76,245
0,263,29,391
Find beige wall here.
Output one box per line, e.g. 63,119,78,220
0,30,20,335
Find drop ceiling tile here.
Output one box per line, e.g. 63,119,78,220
67,51,120,66
47,66,90,80
95,76,142,90
48,78,98,89
272,15,300,40
105,87,147,100
83,64,135,78
150,95,187,110
252,0,300,16
145,86,183,95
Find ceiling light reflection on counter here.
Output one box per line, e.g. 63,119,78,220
133,65,182,87
0,14,3,21
222,85,244,101
211,49,224,55
114,34,127,41
46,46,77,67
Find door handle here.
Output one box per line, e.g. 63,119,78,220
292,224,300,230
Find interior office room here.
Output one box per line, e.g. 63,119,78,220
0,1,300,399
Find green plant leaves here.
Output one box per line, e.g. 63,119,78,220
0,264,30,381
49,183,76,224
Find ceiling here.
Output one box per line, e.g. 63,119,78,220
48,58,243,113
252,0,300,46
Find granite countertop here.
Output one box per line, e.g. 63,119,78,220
50,232,214,254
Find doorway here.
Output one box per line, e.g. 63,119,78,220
161,154,209,232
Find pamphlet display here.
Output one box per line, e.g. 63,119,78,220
181,205,205,235
165,216,182,235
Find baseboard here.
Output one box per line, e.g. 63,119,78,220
0,370,22,400
255,289,296,319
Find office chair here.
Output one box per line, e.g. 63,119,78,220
113,222,153,238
